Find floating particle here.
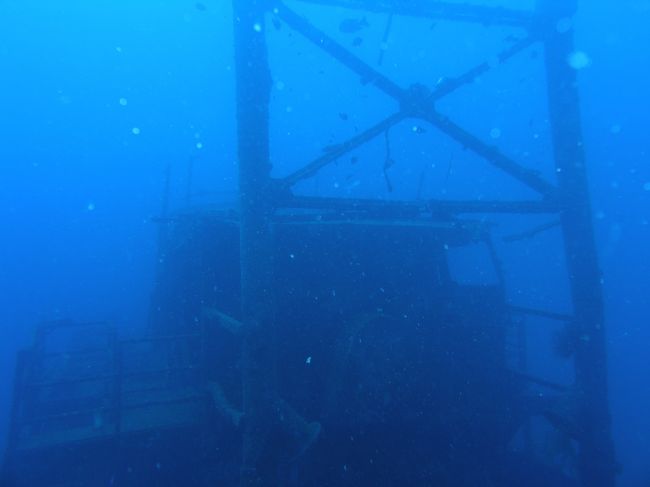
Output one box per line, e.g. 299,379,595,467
567,50,591,70
595,211,606,220
275,80,285,90
643,182,650,191
87,203,95,211
305,356,312,365
115,46,123,53
196,142,203,149
610,124,621,135
253,22,262,32
490,128,502,139
119,97,128,106
131,127,141,135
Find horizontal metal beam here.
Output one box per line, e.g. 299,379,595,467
514,371,570,392
281,195,562,215
427,198,561,214
292,0,534,27
508,305,574,322
502,219,560,242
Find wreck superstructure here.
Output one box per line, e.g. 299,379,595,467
2,1,616,486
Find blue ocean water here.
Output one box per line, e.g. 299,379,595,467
0,1,648,485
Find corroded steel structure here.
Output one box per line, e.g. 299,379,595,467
231,0,616,486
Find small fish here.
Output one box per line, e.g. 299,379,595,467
338,112,349,121
352,37,363,47
272,18,282,31
412,125,427,134
339,17,369,34
195,2,207,11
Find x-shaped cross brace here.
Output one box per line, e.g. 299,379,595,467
271,3,558,207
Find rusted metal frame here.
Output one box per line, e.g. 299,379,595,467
537,0,616,484
277,3,556,198
292,0,534,27
233,1,281,485
280,34,536,188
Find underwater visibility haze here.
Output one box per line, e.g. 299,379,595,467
0,0,648,486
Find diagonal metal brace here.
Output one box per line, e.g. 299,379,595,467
427,36,537,102
276,2,406,101
276,2,557,198
281,112,406,187
424,110,558,197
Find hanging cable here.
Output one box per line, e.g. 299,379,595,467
377,13,394,66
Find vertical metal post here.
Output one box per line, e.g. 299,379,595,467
537,1,616,485
157,164,171,255
232,1,277,485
